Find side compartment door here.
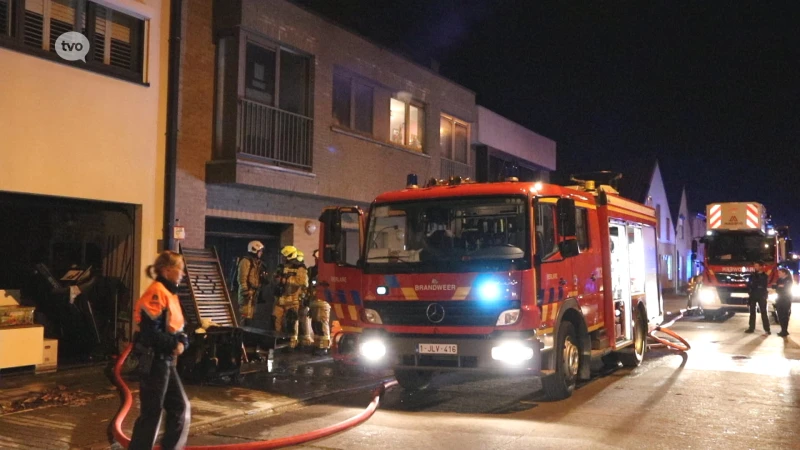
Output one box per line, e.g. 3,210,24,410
318,206,365,329
608,221,633,346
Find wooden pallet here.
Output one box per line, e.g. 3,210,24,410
178,247,238,330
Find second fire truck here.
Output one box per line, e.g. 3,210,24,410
316,174,663,400
695,202,781,318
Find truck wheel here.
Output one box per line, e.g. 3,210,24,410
542,321,580,400
618,309,646,367
394,369,434,391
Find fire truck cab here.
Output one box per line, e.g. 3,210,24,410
695,202,780,319
317,175,663,400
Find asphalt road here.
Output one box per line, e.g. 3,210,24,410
191,301,800,450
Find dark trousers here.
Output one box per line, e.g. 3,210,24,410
129,358,190,450
748,296,770,332
776,299,792,334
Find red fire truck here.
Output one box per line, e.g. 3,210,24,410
316,175,663,400
694,202,781,319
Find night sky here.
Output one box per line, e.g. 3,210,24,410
295,1,800,242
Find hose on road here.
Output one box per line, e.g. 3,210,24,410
646,308,693,352
109,343,397,449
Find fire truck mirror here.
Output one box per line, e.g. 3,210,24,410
559,238,580,258
556,198,577,237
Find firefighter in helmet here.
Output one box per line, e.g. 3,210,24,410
295,251,315,347
237,240,265,326
308,249,332,355
273,245,308,349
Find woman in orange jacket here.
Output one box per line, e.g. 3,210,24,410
129,251,191,450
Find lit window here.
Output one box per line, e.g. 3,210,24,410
440,114,469,163
390,97,424,151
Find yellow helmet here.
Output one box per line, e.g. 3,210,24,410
280,245,298,260
296,251,305,263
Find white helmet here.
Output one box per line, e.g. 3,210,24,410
248,240,264,253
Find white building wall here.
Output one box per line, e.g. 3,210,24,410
645,162,676,291
474,106,556,170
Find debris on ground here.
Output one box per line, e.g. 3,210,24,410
0,384,97,414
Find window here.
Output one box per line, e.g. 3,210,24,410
680,223,684,240
666,218,672,241
0,0,8,36
666,254,673,281
245,41,310,116
575,207,590,251
1,0,146,82
440,114,469,163
655,204,661,239
332,73,351,127
331,71,374,134
536,203,558,259
390,97,424,151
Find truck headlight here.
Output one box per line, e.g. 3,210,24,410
491,341,534,364
360,339,386,361
363,308,383,324
699,287,717,305
496,309,520,326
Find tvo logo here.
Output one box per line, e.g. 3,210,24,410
55,32,90,62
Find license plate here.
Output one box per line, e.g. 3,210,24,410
731,293,749,298
418,343,457,355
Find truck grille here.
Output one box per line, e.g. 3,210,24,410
364,300,519,327
715,272,751,285
715,287,749,306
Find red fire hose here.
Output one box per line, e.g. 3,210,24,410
109,343,397,449
647,310,691,352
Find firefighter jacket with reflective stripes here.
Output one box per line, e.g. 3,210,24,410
237,255,263,293
134,276,189,356
278,262,308,305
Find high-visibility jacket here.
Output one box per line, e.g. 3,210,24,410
134,278,188,355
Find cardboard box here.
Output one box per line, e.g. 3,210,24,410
0,325,44,369
36,339,58,373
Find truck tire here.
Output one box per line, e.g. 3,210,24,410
542,321,580,400
618,309,646,367
394,369,434,391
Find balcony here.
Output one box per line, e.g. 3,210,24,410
237,98,313,171
440,158,474,180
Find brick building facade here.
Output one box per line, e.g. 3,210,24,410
173,0,477,316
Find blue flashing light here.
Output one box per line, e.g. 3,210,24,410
478,280,501,301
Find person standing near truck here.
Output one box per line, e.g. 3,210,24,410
746,261,771,335
774,268,793,337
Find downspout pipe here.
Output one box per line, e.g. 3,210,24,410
164,0,182,251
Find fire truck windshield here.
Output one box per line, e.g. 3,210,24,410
364,196,530,273
706,232,776,264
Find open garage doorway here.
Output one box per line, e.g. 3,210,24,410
0,192,136,367
205,217,288,330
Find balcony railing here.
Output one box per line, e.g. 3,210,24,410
237,98,313,171
440,158,474,180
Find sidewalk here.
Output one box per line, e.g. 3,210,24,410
0,353,390,449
